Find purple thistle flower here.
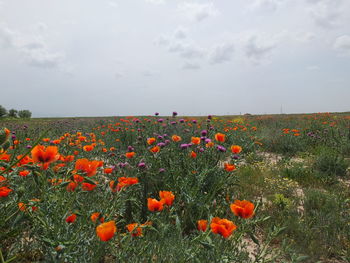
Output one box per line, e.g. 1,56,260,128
201,130,208,136
217,145,226,152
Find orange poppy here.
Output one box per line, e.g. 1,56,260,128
74,158,99,177
82,182,97,191
66,181,78,192
215,133,225,142
18,202,27,211
31,145,60,170
147,138,156,145
190,151,197,158
230,200,255,219
126,223,143,237
210,217,237,238
91,212,104,223
230,145,242,154
96,221,117,241
104,168,113,174
191,137,201,145
19,170,30,177
83,145,94,152
224,163,236,172
171,135,182,142
197,219,208,232
150,146,160,153
159,191,175,206
109,177,139,192
147,198,164,212
125,152,135,159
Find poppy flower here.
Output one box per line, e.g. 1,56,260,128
150,146,160,153
19,170,30,177
215,133,225,142
231,145,242,154
230,200,255,219
125,152,135,159
91,212,104,223
147,198,164,212
18,202,27,211
0,186,12,197
191,137,201,145
159,191,175,206
110,177,139,192
96,221,117,241
66,213,77,223
197,219,208,232
82,182,97,191
74,158,99,177
171,135,182,142
66,181,78,192
210,217,237,238
126,223,143,237
0,153,11,162
83,145,94,152
147,138,156,145
224,163,236,172
104,168,113,174
31,145,60,170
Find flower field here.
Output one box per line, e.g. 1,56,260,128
0,113,350,263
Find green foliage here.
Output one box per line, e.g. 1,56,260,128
0,105,7,118
313,147,348,177
8,109,18,118
18,110,32,119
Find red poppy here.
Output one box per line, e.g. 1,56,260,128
19,170,30,177
66,213,77,223
150,146,160,153
171,135,181,142
82,182,97,191
147,138,156,145
0,186,12,197
197,219,208,232
215,133,225,142
224,163,236,172
74,158,99,177
191,137,201,145
210,217,237,238
231,145,242,154
126,223,143,237
159,191,175,206
230,200,255,219
147,198,164,212
31,145,60,170
125,152,135,159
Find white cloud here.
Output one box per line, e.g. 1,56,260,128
178,2,219,22
244,35,277,61
145,0,165,4
209,43,235,64
108,1,118,8
182,61,200,70
333,35,350,55
306,0,344,29
168,41,206,59
143,69,159,76
0,25,16,48
0,24,66,69
250,0,281,12
173,27,187,40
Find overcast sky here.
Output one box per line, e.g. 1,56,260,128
0,0,349,117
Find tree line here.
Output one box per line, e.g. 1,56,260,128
0,105,32,119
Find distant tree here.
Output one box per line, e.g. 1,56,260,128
18,110,32,119
8,109,18,118
0,105,7,118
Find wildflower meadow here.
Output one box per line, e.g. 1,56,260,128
0,113,349,262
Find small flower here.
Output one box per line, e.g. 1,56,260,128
215,133,225,142
197,220,208,231
231,145,242,154
210,217,237,238
65,213,77,223
147,198,164,212
230,200,255,219
96,221,117,241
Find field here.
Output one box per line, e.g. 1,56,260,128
0,113,350,263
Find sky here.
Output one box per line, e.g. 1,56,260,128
0,0,349,117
